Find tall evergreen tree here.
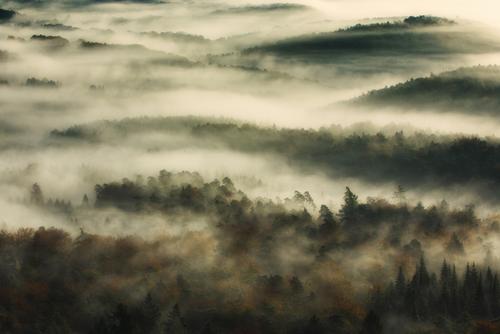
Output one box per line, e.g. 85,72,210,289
340,187,358,224
360,311,382,334
395,266,406,296
30,183,44,205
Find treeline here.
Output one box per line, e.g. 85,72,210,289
352,66,500,115
50,117,500,198
373,259,500,332
30,170,485,253
31,34,69,48
210,3,308,15
25,77,59,88
337,16,456,33
244,19,497,59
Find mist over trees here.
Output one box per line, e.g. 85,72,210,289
350,66,500,115
51,117,500,200
1,0,500,333
2,171,496,333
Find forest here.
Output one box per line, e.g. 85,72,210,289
1,0,500,333
2,171,496,333
50,117,500,200
351,66,500,115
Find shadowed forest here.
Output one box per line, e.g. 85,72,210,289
1,0,500,333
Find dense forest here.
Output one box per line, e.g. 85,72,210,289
244,17,499,58
1,1,500,333
2,171,497,333
374,260,500,333
351,66,500,115
336,16,456,33
50,117,500,200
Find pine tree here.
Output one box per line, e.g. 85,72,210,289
164,304,187,334
440,259,450,286
82,194,90,208
417,256,430,288
303,315,324,334
30,183,44,205
395,266,406,296
393,185,407,205
339,187,358,224
472,273,487,317
491,273,499,317
141,293,160,333
450,265,459,317
319,205,336,234
360,311,382,334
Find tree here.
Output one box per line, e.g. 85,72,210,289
339,187,358,224
472,274,488,317
201,323,213,334
303,315,324,334
446,233,465,255
290,276,304,294
303,191,316,210
360,311,382,334
318,205,337,234
416,256,430,288
395,266,406,295
393,185,407,205
82,194,90,208
164,304,187,334
95,303,134,334
140,293,160,333
30,183,44,205
440,260,450,286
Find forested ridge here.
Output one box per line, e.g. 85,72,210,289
351,66,500,115
51,117,500,198
244,16,499,58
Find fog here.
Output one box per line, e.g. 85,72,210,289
1,1,500,333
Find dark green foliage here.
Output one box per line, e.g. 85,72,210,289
40,22,77,31
78,39,150,51
352,66,500,115
246,19,496,60
360,310,382,334
0,8,16,21
50,117,500,199
446,233,465,255
338,16,455,33
30,34,69,50
318,204,336,235
376,261,500,323
89,170,480,245
94,170,218,212
340,187,359,225
1,171,495,333
404,15,456,26
25,77,59,87
164,304,188,334
79,40,110,49
143,31,210,44
211,3,308,15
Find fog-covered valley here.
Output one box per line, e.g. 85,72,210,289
1,1,500,333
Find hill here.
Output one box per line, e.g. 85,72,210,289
350,66,500,115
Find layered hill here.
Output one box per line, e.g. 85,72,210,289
350,66,500,115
